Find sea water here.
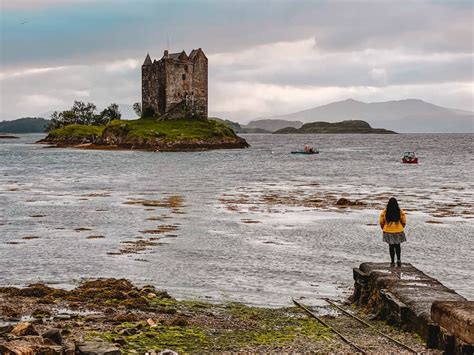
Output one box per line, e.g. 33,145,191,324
0,133,472,306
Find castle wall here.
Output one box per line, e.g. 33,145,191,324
191,54,208,117
142,63,160,115
164,59,193,113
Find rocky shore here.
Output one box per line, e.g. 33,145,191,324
37,138,249,152
0,278,428,354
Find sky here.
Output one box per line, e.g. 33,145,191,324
0,0,473,122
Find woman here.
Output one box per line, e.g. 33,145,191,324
379,197,407,267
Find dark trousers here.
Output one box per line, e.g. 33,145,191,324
389,244,401,262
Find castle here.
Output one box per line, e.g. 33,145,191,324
142,48,208,119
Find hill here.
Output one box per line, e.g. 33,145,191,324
209,117,270,133
246,119,303,132
249,99,473,133
274,120,396,134
0,117,49,133
38,117,249,151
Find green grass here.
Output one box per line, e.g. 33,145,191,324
107,117,237,141
48,117,238,143
48,124,104,139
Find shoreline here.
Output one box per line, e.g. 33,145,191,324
36,138,250,152
0,278,429,354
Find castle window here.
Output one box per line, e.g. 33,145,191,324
184,65,188,72
182,74,186,80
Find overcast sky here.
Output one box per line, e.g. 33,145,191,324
0,0,472,121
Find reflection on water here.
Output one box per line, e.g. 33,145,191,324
0,133,473,306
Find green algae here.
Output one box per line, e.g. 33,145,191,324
93,300,333,353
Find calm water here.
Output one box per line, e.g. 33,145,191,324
0,133,473,306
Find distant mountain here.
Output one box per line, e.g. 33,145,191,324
246,119,303,132
0,117,49,133
210,117,270,133
249,99,473,133
274,120,396,134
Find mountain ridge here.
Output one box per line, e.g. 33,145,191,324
247,98,473,133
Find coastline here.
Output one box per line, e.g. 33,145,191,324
0,278,428,354
36,138,250,152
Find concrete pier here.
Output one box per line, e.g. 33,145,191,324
352,262,473,354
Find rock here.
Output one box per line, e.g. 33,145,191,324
42,328,62,345
159,350,178,355
0,324,13,334
147,292,157,299
335,197,365,206
11,322,38,336
75,340,120,355
146,318,157,327
169,315,188,327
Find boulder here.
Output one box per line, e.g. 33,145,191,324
11,322,38,336
75,340,120,355
42,328,62,345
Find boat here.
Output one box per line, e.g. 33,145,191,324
402,151,418,164
291,149,319,155
292,145,319,155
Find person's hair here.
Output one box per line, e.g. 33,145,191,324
386,197,401,223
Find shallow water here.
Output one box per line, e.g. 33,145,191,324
0,133,473,306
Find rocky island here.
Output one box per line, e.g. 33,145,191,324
273,120,396,134
38,48,250,151
38,117,249,151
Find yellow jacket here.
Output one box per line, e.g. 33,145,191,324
380,208,406,233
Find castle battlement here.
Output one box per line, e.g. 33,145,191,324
142,48,208,119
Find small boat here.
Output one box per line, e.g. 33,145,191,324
402,151,418,164
291,150,319,155
292,145,318,155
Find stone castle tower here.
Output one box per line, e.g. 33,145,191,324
142,48,208,119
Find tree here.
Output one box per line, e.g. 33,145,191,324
98,103,121,125
133,102,142,117
47,111,62,131
71,101,97,125
47,101,122,131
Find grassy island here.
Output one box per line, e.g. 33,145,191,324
40,117,249,151
273,120,396,134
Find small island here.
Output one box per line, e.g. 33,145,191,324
273,120,396,134
38,48,249,151
38,116,249,151
0,134,19,139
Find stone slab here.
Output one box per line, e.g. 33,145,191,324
431,301,474,345
352,262,470,352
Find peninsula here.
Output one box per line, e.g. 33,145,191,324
273,120,396,134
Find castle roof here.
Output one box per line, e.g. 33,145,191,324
166,50,188,61
189,48,206,60
143,53,152,65
189,49,198,59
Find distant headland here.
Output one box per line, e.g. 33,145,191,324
37,48,249,151
273,120,397,134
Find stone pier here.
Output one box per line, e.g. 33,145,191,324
352,262,473,354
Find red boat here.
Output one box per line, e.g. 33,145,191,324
402,152,418,164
